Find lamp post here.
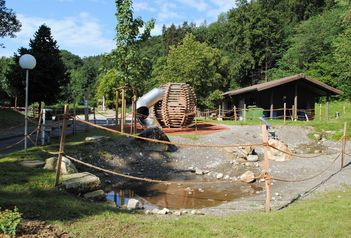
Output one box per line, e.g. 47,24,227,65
19,54,36,150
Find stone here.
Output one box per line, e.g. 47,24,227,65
62,172,101,193
267,139,292,162
190,210,205,215
83,189,106,201
216,173,224,179
151,208,160,214
313,134,322,141
246,155,259,162
145,210,151,215
224,175,230,180
85,136,110,143
44,156,78,174
127,198,142,210
20,160,45,168
195,168,204,175
198,188,205,193
239,171,255,183
137,127,177,152
174,211,182,216
157,208,170,215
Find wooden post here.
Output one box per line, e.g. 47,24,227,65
195,106,198,131
55,104,69,187
14,96,17,110
234,106,237,121
341,122,347,169
130,95,137,134
73,101,77,135
292,105,295,121
133,95,137,134
261,125,271,213
283,103,286,125
319,103,322,121
93,107,96,124
294,84,298,120
326,95,329,121
121,86,125,133
270,92,274,120
218,105,221,118
243,104,247,121
115,89,119,130
35,109,43,145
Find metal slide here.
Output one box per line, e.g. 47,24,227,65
136,88,164,127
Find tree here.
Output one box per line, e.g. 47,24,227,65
8,25,67,108
0,0,21,47
113,0,154,96
155,33,229,109
0,56,13,100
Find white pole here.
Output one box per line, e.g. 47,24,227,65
24,69,29,150
41,109,46,145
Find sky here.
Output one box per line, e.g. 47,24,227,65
1,0,236,57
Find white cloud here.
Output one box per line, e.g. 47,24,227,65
207,0,236,19
155,1,182,21
177,0,208,11
15,13,114,56
134,1,156,12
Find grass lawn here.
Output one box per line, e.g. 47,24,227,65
200,101,351,140
0,108,26,130
0,130,350,237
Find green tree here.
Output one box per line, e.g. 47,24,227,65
0,0,21,47
113,0,154,96
0,56,13,100
156,33,229,109
8,25,67,108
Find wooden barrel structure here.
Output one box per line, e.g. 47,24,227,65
153,83,197,128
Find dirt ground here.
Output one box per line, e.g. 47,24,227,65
70,124,351,215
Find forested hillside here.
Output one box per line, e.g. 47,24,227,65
1,0,350,109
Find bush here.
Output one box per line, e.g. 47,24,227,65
0,207,22,237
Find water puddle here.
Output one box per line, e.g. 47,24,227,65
106,182,262,209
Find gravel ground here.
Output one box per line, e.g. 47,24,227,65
72,124,351,215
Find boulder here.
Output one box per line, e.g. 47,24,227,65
246,155,259,162
195,168,204,175
267,139,292,162
157,208,170,215
62,172,101,193
83,189,106,201
239,171,255,183
20,160,45,168
85,136,110,143
216,173,224,179
137,127,177,152
44,156,78,174
127,198,142,210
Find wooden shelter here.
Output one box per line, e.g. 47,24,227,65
221,74,342,120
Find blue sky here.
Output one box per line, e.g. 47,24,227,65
1,0,236,57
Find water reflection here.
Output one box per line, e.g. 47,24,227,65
106,190,137,208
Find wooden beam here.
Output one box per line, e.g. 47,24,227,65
294,83,298,120
326,95,329,120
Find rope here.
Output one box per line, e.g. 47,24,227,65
73,116,264,148
64,154,263,185
0,127,39,152
271,153,341,182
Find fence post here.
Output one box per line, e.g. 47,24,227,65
243,104,247,121
121,86,125,133
341,122,347,169
234,106,237,121
73,102,76,135
283,103,286,125
319,103,322,121
115,89,119,130
262,125,271,213
55,104,69,187
35,109,43,145
93,107,96,124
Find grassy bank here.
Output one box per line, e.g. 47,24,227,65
1,138,350,237
0,108,25,130
200,101,351,140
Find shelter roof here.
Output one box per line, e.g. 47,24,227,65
222,74,342,97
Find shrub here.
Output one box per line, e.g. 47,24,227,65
0,207,22,237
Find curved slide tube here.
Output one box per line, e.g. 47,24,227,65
136,88,164,127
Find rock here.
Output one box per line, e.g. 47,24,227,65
216,173,224,179
267,139,292,162
127,198,142,210
195,168,204,175
85,136,110,142
239,171,255,183
83,189,106,201
174,211,182,216
253,147,264,156
224,175,230,180
246,155,259,162
190,210,205,215
20,160,45,168
198,188,205,193
151,208,160,214
157,208,170,215
137,127,177,152
314,150,322,154
44,156,78,174
62,172,101,193
313,134,322,141
145,210,151,215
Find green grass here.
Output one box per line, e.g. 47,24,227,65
0,108,25,130
201,101,351,140
0,130,350,237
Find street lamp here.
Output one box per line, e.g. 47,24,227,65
19,54,36,150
